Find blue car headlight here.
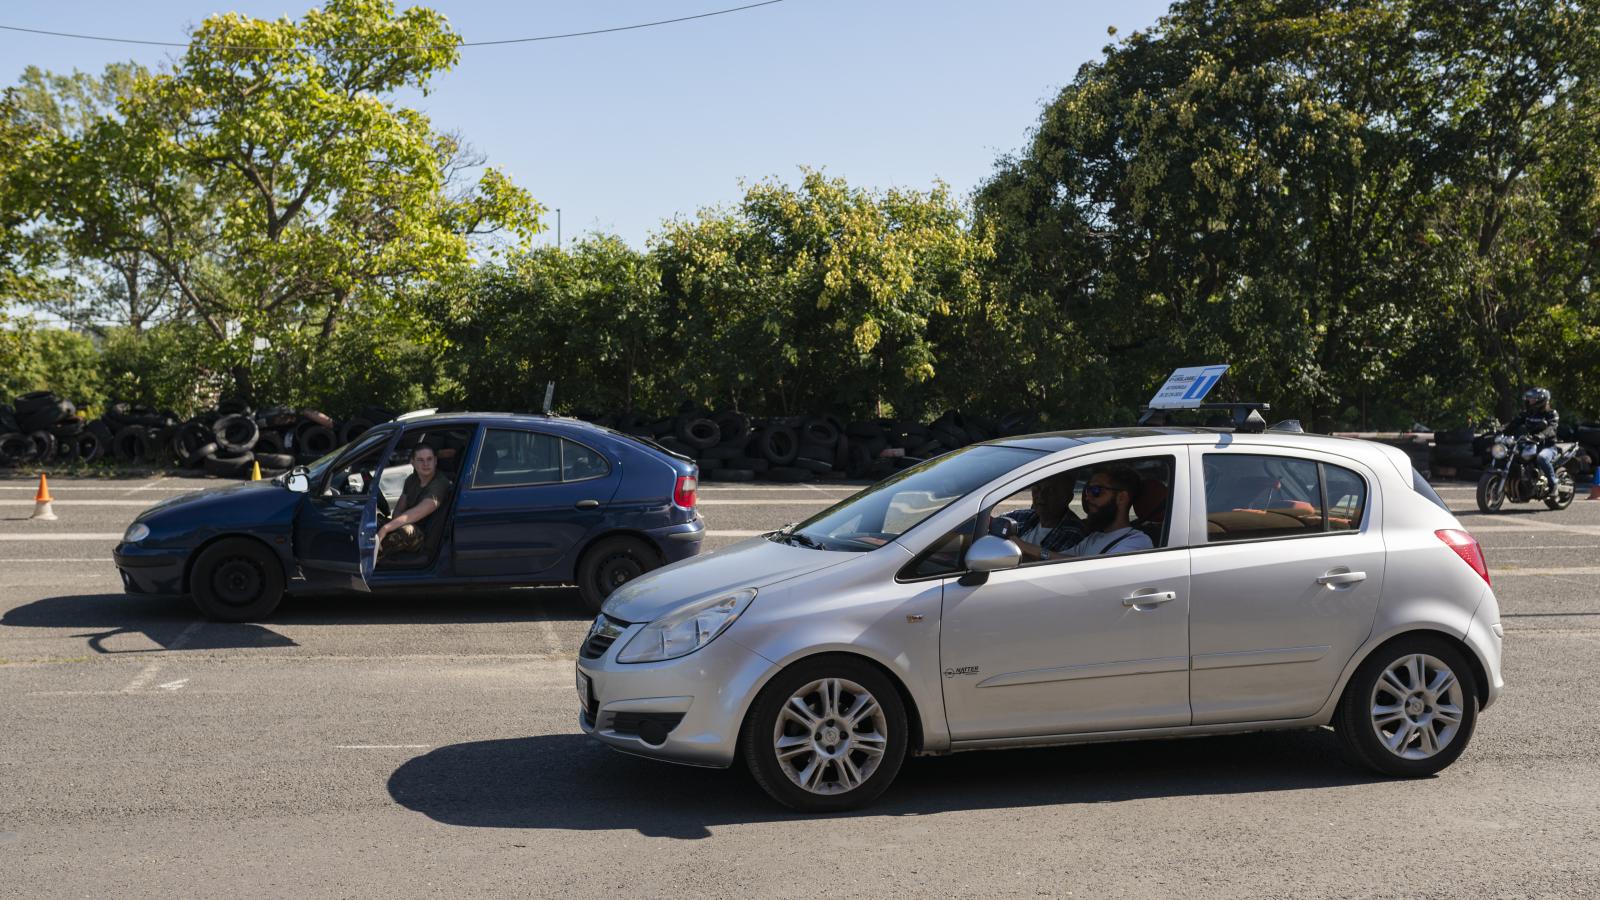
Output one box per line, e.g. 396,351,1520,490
122,522,150,543
616,589,756,663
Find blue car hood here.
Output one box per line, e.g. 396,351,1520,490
601,536,856,623
139,479,298,522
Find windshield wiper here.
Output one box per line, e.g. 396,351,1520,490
769,524,826,550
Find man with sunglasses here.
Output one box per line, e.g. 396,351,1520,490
1065,465,1153,556
1002,472,1084,562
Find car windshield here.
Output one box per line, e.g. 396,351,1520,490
777,445,1041,551
287,428,395,487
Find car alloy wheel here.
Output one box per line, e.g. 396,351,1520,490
1368,652,1465,761
772,677,890,796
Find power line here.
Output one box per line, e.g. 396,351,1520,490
0,1,786,51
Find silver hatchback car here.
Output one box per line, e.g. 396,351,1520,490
576,428,1503,811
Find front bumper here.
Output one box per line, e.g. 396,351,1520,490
576,619,773,769
113,542,187,594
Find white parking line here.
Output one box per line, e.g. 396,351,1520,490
335,744,430,750
0,500,167,507
1492,567,1600,576
121,620,204,693
0,557,115,562
0,533,123,541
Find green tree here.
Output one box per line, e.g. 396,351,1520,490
17,0,540,400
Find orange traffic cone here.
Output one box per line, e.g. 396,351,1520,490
31,472,57,520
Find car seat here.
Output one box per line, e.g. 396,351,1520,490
378,473,458,570
1133,478,1169,546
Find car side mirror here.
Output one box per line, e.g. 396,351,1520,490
285,472,310,493
966,534,1022,573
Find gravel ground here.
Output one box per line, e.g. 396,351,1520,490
1,475,1597,898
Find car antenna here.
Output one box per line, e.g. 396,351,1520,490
542,381,555,416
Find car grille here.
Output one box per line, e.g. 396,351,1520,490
580,614,626,660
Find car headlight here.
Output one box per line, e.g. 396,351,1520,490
1490,442,1508,459
122,522,150,543
616,589,757,663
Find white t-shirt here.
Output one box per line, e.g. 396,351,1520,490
1069,526,1152,557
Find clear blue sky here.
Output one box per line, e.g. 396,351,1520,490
2,1,1173,247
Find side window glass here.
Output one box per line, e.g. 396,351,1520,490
989,455,1174,565
1324,464,1367,531
1203,454,1323,542
474,429,561,488
907,517,974,579
562,440,609,481
325,439,388,497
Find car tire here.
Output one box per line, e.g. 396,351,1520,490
577,535,660,613
1334,635,1479,778
741,655,909,812
190,538,285,622
0,432,30,466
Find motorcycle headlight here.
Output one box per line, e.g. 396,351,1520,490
122,522,150,543
1490,442,1508,459
616,589,757,663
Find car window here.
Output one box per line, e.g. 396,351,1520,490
905,517,975,579
1203,454,1364,542
324,438,390,497
475,429,561,488
562,439,609,481
988,454,1175,566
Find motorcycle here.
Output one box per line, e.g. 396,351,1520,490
1476,434,1579,512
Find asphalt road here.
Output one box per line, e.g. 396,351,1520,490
2,474,1598,898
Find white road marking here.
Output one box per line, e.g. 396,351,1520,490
0,533,122,541
0,483,196,492
157,678,189,691
124,476,169,497
1492,567,1600,576
120,620,203,693
335,744,431,750
0,500,165,506
0,557,114,562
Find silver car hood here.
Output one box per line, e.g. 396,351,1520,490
601,536,856,623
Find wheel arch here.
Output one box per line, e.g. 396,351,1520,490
574,528,664,574
1335,628,1491,712
735,649,927,758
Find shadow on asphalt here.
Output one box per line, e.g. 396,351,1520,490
0,587,592,652
387,730,1386,839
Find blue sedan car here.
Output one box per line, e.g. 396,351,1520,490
113,412,705,620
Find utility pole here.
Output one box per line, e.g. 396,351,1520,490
555,208,561,248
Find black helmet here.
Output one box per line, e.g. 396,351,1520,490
1523,387,1551,412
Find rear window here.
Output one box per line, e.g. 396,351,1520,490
1202,454,1367,542
1412,469,1449,511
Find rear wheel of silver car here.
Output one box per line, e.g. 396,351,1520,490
742,656,908,812
190,538,285,622
1335,636,1478,777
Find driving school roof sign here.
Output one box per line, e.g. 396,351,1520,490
1149,365,1229,409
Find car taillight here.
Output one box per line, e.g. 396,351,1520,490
1436,529,1490,586
673,474,698,508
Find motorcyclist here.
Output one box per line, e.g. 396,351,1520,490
1503,387,1561,495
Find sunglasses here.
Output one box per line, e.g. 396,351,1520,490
1083,484,1122,499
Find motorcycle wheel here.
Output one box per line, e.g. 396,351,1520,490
1545,470,1576,510
1476,472,1506,513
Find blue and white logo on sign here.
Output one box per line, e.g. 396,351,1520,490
1149,365,1229,410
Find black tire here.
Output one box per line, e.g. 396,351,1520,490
254,451,294,470
729,456,771,473
758,426,800,466
741,655,909,812
1476,472,1506,512
216,398,253,417
212,414,260,454
577,536,660,613
50,415,85,437
695,457,723,473
793,457,833,474
28,430,57,462
338,416,374,445
1546,469,1576,510
203,451,254,477
768,465,813,483
190,538,284,621
706,468,755,482
19,399,72,433
188,441,220,467
253,429,287,456
801,418,840,447
676,416,721,451
701,445,744,461
1334,635,1479,777
74,430,108,462
0,432,30,466
295,424,338,459
713,411,750,447
13,391,57,416
844,443,872,478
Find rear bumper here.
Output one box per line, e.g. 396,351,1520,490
113,543,186,594
648,517,706,565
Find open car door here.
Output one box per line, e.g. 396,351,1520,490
293,427,398,592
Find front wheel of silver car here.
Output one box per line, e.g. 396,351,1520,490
741,656,908,812
1335,636,1479,777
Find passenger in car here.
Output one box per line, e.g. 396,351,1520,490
1066,465,1154,556
377,444,454,558
1003,472,1084,562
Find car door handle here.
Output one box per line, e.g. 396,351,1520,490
574,499,600,509
1122,589,1177,608
1316,570,1367,586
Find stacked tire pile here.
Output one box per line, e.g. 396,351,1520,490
0,392,396,478
1430,423,1600,483
585,409,1038,483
